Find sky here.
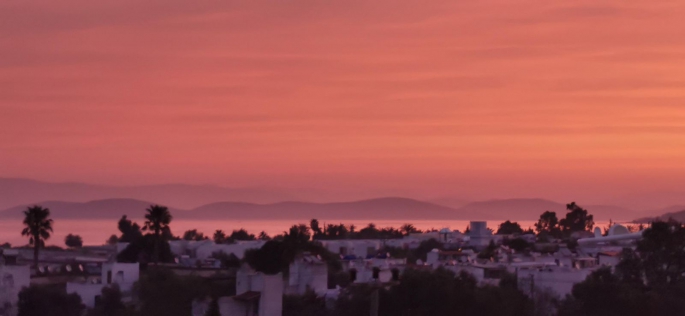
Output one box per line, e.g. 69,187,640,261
1,0,685,204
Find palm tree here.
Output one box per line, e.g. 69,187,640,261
142,204,172,265
400,223,419,236
21,205,53,268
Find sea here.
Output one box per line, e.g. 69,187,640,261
0,219,617,247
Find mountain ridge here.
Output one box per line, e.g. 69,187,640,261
0,196,650,222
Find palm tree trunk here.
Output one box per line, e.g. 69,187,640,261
33,234,39,269
154,229,160,265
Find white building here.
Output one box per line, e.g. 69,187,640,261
598,251,622,267
319,240,381,258
286,253,328,295
468,221,496,249
0,250,30,316
196,241,266,261
383,238,423,250
341,256,405,284
193,264,286,316
170,240,266,262
440,263,506,286
66,262,139,308
426,249,475,268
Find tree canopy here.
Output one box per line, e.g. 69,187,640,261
496,220,523,235
17,285,84,316
333,268,532,316
535,211,561,239
559,202,594,233
560,221,685,316
21,205,53,267
64,234,83,248
182,229,208,241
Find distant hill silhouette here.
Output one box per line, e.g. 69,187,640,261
0,196,646,222
183,197,470,220
0,178,301,210
0,197,466,221
0,198,183,220
607,191,685,211
427,197,471,209
634,205,685,223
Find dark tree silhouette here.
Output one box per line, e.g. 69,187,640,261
64,234,83,248
496,220,523,235
560,221,685,316
560,202,594,233
245,240,288,275
258,231,271,240
182,229,207,241
632,220,685,286
229,229,255,241
204,298,221,316
535,211,560,238
310,219,322,238
117,215,142,243
284,224,310,248
106,235,119,245
142,205,173,265
87,284,127,316
505,238,530,252
17,285,84,316
478,240,498,260
21,205,53,268
213,230,227,243
400,223,420,236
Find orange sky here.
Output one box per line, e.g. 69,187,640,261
1,0,685,203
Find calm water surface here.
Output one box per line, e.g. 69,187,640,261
0,219,615,246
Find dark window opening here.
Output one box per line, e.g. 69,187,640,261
391,268,400,281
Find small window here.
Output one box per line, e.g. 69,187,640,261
349,269,357,282
391,269,400,281
372,267,380,280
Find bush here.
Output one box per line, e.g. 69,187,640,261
18,285,84,316
65,234,83,248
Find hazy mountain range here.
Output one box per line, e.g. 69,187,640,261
634,205,685,223
0,178,302,210
0,178,679,222
0,196,659,222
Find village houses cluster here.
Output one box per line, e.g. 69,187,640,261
0,220,643,316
